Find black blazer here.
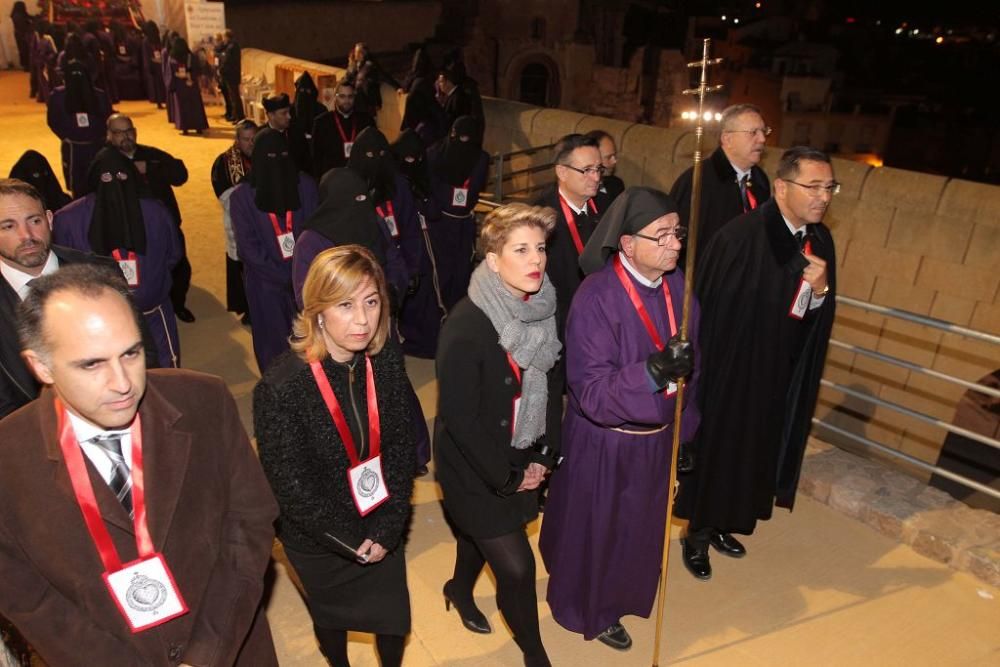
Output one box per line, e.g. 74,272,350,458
0,246,160,419
434,297,563,538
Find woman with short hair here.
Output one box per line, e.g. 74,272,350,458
254,245,416,667
435,203,562,667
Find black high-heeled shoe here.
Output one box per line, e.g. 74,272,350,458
443,580,492,634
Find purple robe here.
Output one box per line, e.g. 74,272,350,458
398,191,445,359
167,56,207,132
141,38,167,105
52,196,183,368
46,86,112,198
230,175,318,374
425,149,488,310
538,260,701,640
112,35,145,100
32,35,59,103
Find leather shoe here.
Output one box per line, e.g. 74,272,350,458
175,307,196,323
709,531,746,558
596,621,632,651
443,580,491,634
681,538,712,580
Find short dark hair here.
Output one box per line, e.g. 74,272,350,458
584,129,613,144
0,178,46,210
17,264,138,359
776,146,832,181
234,119,258,134
552,133,600,166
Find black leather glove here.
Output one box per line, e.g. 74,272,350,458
645,335,694,390
529,436,559,469
677,441,695,474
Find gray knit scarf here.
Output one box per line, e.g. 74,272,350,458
467,261,561,449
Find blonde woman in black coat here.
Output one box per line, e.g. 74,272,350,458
435,203,563,667
254,245,416,667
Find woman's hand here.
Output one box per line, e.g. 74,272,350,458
356,539,388,564
517,464,547,492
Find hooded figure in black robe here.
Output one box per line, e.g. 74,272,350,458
348,126,396,203
675,147,837,579
290,72,321,174
229,128,318,373
9,150,71,211
46,59,111,198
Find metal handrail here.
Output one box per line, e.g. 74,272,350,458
812,419,1000,501
820,295,999,500
836,295,1000,345
486,142,556,201
828,340,1000,399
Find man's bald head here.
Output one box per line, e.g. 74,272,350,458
107,113,137,155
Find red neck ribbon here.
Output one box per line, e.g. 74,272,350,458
557,194,598,255
612,255,677,350
55,398,153,572
309,357,381,466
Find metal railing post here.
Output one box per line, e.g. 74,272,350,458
493,152,504,202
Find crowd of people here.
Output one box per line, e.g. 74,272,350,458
1,15,840,666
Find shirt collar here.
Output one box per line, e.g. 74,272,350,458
66,409,131,446
781,213,809,237
558,188,589,215
618,251,662,288
730,160,751,184
1,251,59,300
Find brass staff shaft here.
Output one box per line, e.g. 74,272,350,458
651,36,715,667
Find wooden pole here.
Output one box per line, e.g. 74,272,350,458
650,37,722,667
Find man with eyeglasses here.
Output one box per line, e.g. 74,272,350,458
533,133,606,342
312,80,375,179
105,113,195,323
671,103,773,256
675,146,837,581
540,187,699,651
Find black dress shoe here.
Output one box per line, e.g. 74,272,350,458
709,531,746,558
443,580,491,634
175,307,196,323
415,464,429,477
681,538,712,580
596,621,632,651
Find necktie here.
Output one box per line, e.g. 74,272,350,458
90,435,133,517
739,174,751,212
795,229,807,251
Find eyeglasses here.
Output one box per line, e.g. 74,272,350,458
109,127,137,136
633,227,688,245
559,163,606,178
785,180,841,196
724,126,772,138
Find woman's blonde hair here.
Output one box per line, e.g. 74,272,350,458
290,245,390,362
476,203,557,257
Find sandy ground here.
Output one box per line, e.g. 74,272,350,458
2,70,998,666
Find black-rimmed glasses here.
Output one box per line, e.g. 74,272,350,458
633,227,688,245
785,180,841,196
559,163,606,177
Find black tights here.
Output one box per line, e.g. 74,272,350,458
313,626,405,667
452,530,549,663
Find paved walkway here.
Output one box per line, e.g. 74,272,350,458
3,71,998,666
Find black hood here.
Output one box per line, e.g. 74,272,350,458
347,126,395,203
86,147,146,255
301,168,386,266
436,115,482,186
250,128,301,214
391,129,430,199
9,150,71,210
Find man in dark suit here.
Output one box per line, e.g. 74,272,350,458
0,178,157,418
0,262,279,666
106,112,196,323
670,103,773,259
532,133,605,342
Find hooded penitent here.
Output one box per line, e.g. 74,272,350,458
347,126,395,202
390,128,430,198
9,150,71,210
250,128,301,214
292,71,321,132
435,115,481,186
86,147,146,255
301,168,387,266
62,58,98,115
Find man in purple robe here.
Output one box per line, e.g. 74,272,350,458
52,148,182,369
230,128,317,374
46,60,111,198
166,37,208,134
539,187,700,651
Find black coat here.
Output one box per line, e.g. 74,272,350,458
532,185,603,341
675,198,836,532
434,297,563,538
130,144,188,227
0,245,159,419
253,343,416,554
670,146,771,259
311,110,375,180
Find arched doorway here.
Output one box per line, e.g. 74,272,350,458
519,62,551,107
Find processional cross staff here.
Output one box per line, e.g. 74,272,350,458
650,37,723,667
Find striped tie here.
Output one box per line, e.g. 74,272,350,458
90,435,133,517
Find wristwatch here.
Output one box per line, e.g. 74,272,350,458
815,285,830,297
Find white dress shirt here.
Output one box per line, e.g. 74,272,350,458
67,410,134,487
1,252,59,300
781,216,826,309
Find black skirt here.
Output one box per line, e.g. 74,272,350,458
284,543,411,635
